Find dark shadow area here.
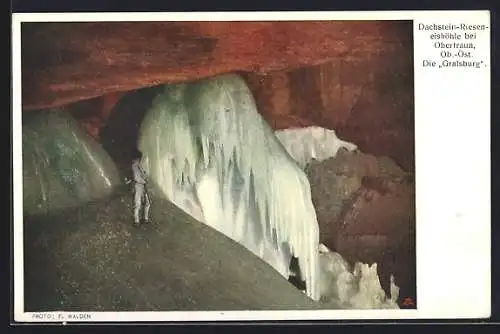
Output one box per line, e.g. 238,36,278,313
99,85,164,174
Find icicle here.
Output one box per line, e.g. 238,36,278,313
138,74,322,301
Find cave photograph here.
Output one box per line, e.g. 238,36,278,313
17,19,416,316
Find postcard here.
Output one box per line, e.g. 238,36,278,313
11,10,491,323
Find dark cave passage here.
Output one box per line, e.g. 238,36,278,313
99,85,164,175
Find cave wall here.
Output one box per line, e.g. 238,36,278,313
243,31,414,171
21,20,414,171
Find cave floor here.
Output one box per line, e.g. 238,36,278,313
23,184,333,312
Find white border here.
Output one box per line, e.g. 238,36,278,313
12,10,491,322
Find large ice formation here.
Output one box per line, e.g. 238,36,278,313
138,74,321,300
274,126,358,168
274,129,401,309
22,110,121,215
138,73,400,308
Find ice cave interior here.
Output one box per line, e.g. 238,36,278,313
20,20,416,312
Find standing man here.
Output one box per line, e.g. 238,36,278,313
131,149,151,227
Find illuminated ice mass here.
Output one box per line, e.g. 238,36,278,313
138,73,399,307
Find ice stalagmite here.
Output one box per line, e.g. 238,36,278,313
318,244,400,309
139,74,321,301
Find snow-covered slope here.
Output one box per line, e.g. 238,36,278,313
138,74,321,301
